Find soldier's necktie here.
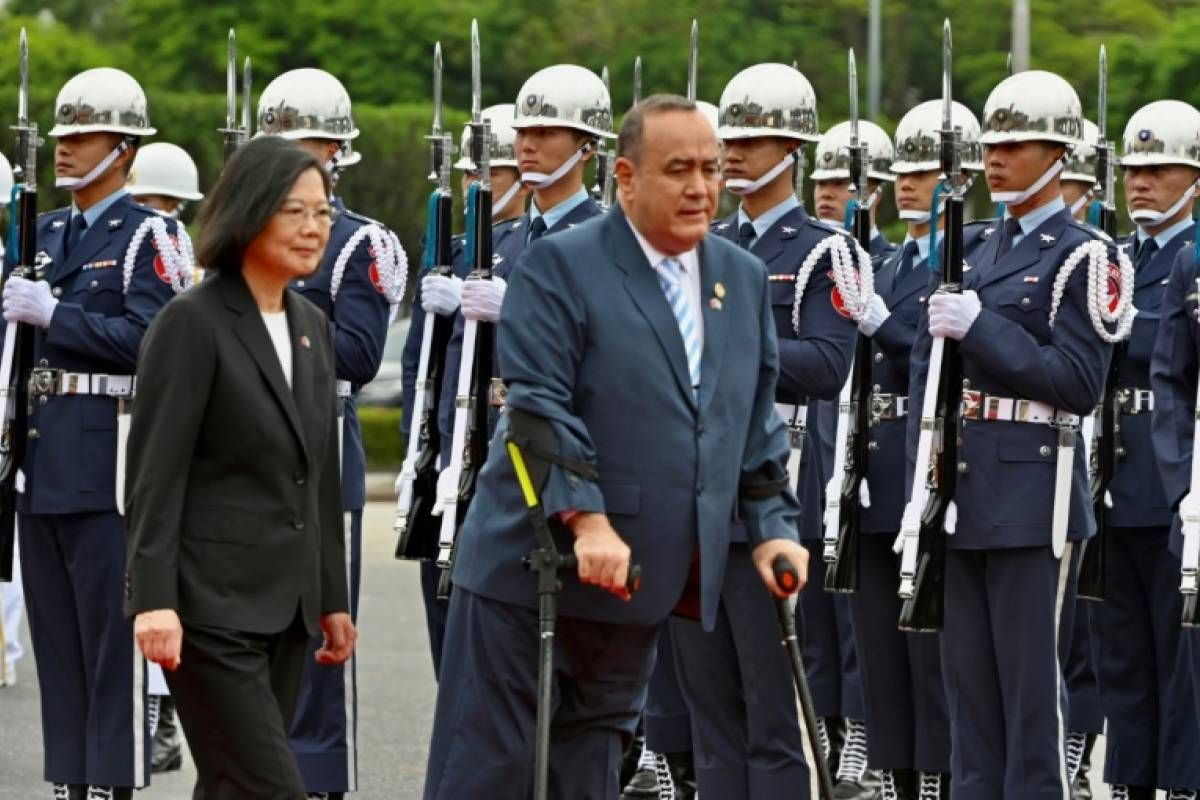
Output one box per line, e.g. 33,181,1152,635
655,256,701,395
64,214,87,259
736,221,756,251
1136,237,1158,273
893,239,920,287
995,217,1022,260
527,216,548,244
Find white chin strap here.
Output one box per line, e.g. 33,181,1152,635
493,181,522,217
726,151,798,196
1070,192,1091,217
521,141,594,190
1128,179,1200,226
989,158,1065,205
55,140,130,191
898,209,932,223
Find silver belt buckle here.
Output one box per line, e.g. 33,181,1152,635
489,378,508,409
29,368,61,397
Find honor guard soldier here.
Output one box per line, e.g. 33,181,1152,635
404,103,530,676
7,68,190,800
256,66,407,800
1096,100,1200,800
668,63,858,799
1061,120,1101,222
906,70,1126,799
812,119,897,258
0,150,23,691
846,98,981,800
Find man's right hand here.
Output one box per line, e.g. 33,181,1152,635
135,608,183,671
420,274,463,317
568,512,633,601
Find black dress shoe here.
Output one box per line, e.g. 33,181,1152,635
620,764,660,798
151,697,183,773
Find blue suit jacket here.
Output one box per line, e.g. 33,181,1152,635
907,211,1113,549
17,195,179,514
293,197,392,511
451,205,800,630
712,207,857,541
1108,227,1192,529
1150,244,1200,556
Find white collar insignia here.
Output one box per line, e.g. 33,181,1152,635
1040,233,1056,243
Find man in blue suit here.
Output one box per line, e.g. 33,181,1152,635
255,67,406,800
4,69,186,800
422,94,807,800
1094,100,1200,800
672,63,857,799
845,99,983,800
906,71,1118,800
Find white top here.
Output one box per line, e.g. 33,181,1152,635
261,310,293,389
624,216,704,347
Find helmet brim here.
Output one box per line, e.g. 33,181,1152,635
50,124,156,138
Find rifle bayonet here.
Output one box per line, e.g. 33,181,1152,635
633,56,642,106
687,20,698,102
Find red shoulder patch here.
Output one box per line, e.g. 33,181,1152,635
827,268,859,320
369,262,387,295
1107,262,1121,314
152,233,180,285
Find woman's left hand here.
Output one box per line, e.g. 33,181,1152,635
315,612,357,665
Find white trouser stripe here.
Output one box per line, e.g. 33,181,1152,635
132,644,146,787
1052,542,1074,800
343,511,358,791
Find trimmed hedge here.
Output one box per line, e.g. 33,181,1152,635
358,404,404,471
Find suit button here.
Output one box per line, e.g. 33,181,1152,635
38,395,46,406
696,423,705,436
957,461,969,474
293,518,305,530
874,352,884,363
868,441,880,452
38,359,47,368
696,483,704,497
296,280,306,288
51,286,63,298
294,473,306,486
28,428,38,438
1039,445,1051,457
1021,297,1032,308
89,280,99,290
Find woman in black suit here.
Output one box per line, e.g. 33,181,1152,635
124,136,356,799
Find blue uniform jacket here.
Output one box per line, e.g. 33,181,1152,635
452,206,799,630
1108,227,1192,528
712,207,857,541
1150,245,1200,556
17,195,179,514
870,232,897,261
860,243,928,534
293,198,393,511
906,210,1114,549
438,202,602,450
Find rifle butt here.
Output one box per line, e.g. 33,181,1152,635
824,513,860,594
898,540,945,632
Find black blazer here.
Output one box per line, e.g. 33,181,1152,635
123,269,346,635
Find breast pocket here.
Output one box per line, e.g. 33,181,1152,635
989,285,1051,340
70,271,124,314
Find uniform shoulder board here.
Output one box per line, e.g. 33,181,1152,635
39,207,70,224
807,217,848,237
711,218,733,232
963,219,996,232
1064,219,1110,242
339,208,381,228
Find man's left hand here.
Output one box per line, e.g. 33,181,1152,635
751,538,810,599
315,612,357,665
461,277,507,323
2,276,58,329
927,290,981,341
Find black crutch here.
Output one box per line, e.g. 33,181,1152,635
772,554,837,800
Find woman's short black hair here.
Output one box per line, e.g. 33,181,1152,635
195,137,331,272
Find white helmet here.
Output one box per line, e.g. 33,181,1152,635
455,104,520,171
257,68,360,141
1063,119,1101,183
979,70,1083,147
126,142,203,201
339,141,362,167
0,153,12,205
891,100,983,174
1120,100,1200,170
718,63,820,142
696,101,720,135
811,120,895,182
49,68,156,137
512,65,615,140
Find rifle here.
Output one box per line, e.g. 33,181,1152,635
435,20,496,597
897,20,963,632
1181,272,1200,628
591,66,611,206
219,29,250,162
824,49,872,593
394,42,454,561
0,30,40,581
1077,45,1117,601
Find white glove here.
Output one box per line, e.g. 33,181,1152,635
461,276,507,323
431,463,461,517
420,274,463,317
857,294,891,336
3,276,58,329
927,290,981,341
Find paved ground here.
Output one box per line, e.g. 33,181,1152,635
0,498,1130,798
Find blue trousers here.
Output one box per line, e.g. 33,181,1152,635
1062,596,1104,735
1096,526,1200,789
942,545,1074,800
423,588,658,800
20,511,149,788
669,546,812,799
847,535,951,773
1191,630,1200,722
420,559,449,678
797,541,864,719
290,510,363,793
644,623,692,754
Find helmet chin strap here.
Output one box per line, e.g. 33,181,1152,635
1128,179,1200,226
898,209,932,223
493,180,523,217
56,140,130,191
1070,192,1091,217
726,151,799,196
521,141,594,190
989,157,1064,205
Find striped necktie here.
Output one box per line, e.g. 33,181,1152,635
655,256,701,395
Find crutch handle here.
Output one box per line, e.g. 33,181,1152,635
772,553,801,594
523,552,643,594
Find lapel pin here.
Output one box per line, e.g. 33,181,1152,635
714,282,726,299
709,298,723,311
1040,233,1056,244
716,222,730,231
299,335,311,349
108,218,123,229
782,226,797,235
